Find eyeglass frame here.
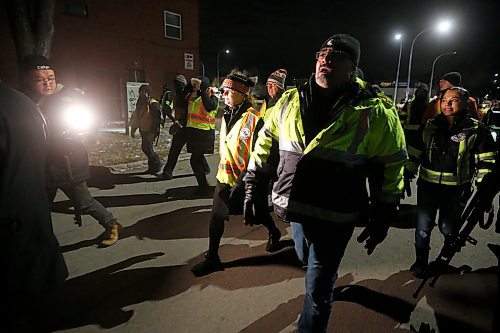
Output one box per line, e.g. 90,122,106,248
315,49,350,61
33,77,56,85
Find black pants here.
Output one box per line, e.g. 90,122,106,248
47,181,116,228
164,126,187,173
207,181,279,256
190,153,209,187
140,131,161,170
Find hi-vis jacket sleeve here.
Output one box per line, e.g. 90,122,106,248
245,104,280,179
367,102,407,204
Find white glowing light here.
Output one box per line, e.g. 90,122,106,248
437,20,452,33
63,103,94,132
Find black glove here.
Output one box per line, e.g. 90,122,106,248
169,121,182,135
402,168,415,199
357,203,396,255
200,79,209,93
243,181,267,226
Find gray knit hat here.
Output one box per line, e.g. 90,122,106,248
267,69,287,90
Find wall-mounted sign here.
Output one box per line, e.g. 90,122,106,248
184,53,194,70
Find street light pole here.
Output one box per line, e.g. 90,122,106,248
405,20,452,102
393,34,403,105
405,28,431,102
428,51,457,98
217,49,230,86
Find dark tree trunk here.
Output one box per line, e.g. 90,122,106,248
6,0,56,60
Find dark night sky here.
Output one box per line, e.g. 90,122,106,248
199,0,500,97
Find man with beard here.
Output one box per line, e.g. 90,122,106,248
243,34,406,332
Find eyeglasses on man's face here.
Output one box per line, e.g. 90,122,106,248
34,77,56,85
315,49,349,61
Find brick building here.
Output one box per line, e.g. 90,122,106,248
0,0,200,121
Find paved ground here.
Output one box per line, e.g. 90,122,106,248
36,154,499,333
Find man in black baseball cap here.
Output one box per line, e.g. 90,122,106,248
18,54,57,102
18,54,122,247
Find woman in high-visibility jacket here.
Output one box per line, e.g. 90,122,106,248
411,86,496,278
191,73,281,277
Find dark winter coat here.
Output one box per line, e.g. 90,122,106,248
40,88,91,187
0,83,68,298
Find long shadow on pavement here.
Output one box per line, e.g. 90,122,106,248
51,185,215,214
37,245,304,331
241,266,497,333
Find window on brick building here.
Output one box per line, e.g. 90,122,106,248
64,0,89,17
164,11,182,40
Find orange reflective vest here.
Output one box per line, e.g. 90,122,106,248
186,96,218,130
216,106,261,187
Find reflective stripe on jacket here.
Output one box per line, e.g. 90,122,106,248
217,106,261,186
247,82,407,224
187,96,218,130
419,114,496,186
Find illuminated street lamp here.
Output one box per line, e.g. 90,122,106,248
405,20,452,101
428,51,457,98
217,49,230,86
393,33,403,105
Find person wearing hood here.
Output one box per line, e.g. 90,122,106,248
409,87,496,278
191,73,282,277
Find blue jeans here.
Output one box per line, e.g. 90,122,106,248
415,181,470,250
291,221,355,333
48,181,116,229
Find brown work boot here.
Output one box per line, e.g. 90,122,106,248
101,222,122,247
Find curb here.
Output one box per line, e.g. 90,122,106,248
107,152,216,173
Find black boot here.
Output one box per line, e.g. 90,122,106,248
191,253,223,277
266,227,282,253
161,167,173,180
410,246,429,278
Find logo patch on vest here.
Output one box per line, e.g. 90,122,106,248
450,132,466,142
240,128,251,140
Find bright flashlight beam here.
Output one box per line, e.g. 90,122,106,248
63,104,94,132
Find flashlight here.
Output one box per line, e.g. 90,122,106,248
62,103,95,134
